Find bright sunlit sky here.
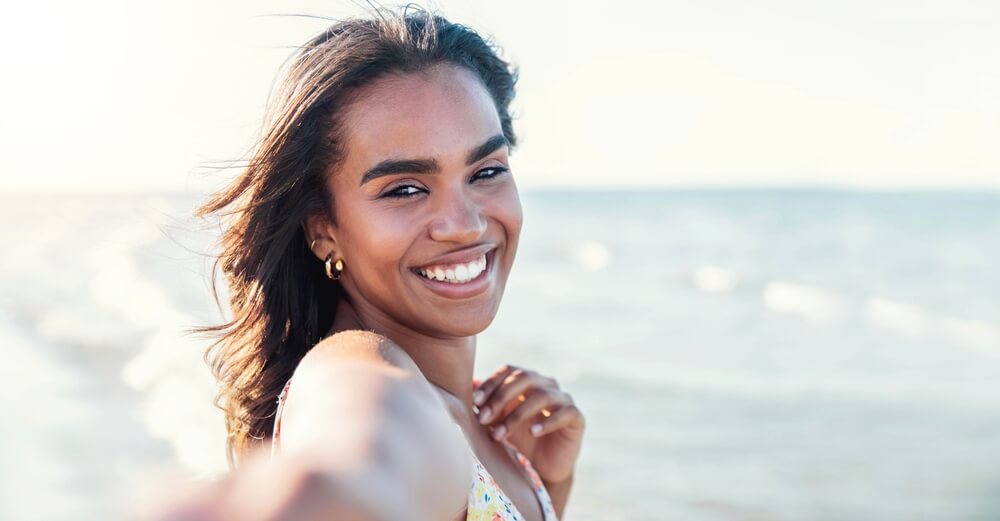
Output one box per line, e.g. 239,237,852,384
2,1,998,194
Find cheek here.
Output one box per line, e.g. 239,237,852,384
491,184,523,248
340,208,415,274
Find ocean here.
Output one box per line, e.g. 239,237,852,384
1,189,998,520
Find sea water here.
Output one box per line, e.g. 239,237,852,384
1,189,998,520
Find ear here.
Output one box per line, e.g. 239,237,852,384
303,211,338,261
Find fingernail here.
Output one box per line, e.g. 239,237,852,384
492,424,507,440
531,424,542,436
478,406,492,424
472,390,485,406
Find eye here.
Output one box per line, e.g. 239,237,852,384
472,166,509,182
381,184,426,199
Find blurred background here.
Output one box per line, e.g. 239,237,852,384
2,1,999,520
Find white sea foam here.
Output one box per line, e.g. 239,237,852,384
573,240,610,271
864,296,1000,357
762,281,847,324
0,316,95,520
35,295,137,348
580,345,1000,409
940,317,1000,357
140,367,226,472
863,296,929,339
87,229,229,476
692,265,739,293
88,243,190,330
23,212,230,477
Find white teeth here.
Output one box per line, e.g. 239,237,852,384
417,254,489,284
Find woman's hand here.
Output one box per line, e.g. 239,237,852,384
473,365,585,484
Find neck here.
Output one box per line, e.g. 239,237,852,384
330,298,477,412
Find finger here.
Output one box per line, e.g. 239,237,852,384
492,389,565,441
478,367,533,424
472,364,518,407
529,404,585,438
478,369,549,426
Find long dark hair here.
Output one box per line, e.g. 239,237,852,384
196,7,518,466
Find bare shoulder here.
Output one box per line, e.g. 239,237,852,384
291,330,428,392
280,329,446,452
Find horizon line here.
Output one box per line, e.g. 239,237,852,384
4,184,1000,199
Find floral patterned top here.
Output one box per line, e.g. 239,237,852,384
465,435,559,521
271,379,559,521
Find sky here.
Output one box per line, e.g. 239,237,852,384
1,0,999,194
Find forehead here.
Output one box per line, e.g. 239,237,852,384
338,64,503,169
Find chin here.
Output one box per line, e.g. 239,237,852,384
423,303,501,338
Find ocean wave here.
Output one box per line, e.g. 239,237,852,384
762,280,847,324
865,296,1000,357
573,240,611,271
88,232,228,476
940,316,1000,357
863,297,929,339
27,214,230,477
683,272,1000,360
0,315,98,519
692,265,739,293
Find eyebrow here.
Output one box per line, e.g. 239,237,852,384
360,134,510,186
466,134,509,166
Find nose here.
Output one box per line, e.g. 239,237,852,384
428,187,487,244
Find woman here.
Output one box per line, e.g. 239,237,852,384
170,8,585,521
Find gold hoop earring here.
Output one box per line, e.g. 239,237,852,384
325,254,344,280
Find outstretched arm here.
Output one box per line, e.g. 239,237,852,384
278,330,472,520
144,331,471,521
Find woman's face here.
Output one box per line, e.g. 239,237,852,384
314,64,522,339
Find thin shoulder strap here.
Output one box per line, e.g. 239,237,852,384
498,440,560,521
270,378,294,459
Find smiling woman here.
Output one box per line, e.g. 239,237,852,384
155,6,583,521
304,64,522,336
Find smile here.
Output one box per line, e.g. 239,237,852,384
410,247,497,300
415,253,488,284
